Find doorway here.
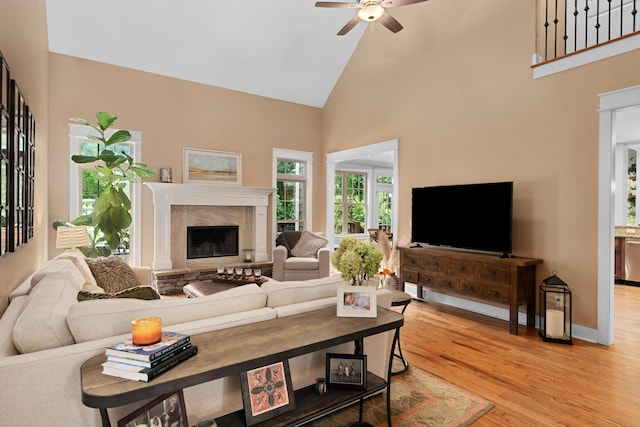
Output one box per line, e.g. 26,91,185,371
325,139,399,249
598,85,640,345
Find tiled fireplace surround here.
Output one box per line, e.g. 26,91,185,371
145,183,273,293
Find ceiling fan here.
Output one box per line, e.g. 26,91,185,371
315,0,428,36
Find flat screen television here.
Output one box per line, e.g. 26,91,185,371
411,181,513,256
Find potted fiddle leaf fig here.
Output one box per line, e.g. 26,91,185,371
54,112,155,258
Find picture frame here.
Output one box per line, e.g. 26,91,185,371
117,390,188,427
326,353,367,390
240,360,296,426
336,285,377,318
183,148,242,186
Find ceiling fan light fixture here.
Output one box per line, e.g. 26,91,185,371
357,5,385,21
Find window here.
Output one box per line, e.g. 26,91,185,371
273,149,313,234
68,124,142,266
376,175,393,231
335,171,367,235
78,142,132,217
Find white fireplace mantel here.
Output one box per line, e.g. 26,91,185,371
145,183,274,270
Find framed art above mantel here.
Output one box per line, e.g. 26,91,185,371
183,148,242,186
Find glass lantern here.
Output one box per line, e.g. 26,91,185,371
243,248,254,263
539,272,573,344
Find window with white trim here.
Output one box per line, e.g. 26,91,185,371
375,174,393,232
273,149,313,235
68,124,143,265
334,171,367,235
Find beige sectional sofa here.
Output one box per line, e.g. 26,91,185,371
0,253,393,426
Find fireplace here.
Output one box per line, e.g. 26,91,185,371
187,226,239,259
145,183,273,270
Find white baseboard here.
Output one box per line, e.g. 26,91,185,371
404,283,597,343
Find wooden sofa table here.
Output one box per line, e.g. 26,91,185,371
80,306,404,427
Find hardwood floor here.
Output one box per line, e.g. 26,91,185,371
399,284,640,426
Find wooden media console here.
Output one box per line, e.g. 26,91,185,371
399,247,542,334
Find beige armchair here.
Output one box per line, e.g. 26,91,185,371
272,231,331,281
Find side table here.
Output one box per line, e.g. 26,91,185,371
390,290,411,375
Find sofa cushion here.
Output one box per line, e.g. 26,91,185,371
67,284,268,342
0,296,27,357
262,275,347,308
12,268,85,353
275,231,302,257
290,231,328,258
85,256,142,293
31,258,87,291
284,257,320,270
77,286,161,301
54,250,98,287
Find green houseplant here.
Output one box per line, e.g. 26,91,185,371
331,237,383,286
54,112,155,257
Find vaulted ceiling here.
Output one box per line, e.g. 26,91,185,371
45,0,371,108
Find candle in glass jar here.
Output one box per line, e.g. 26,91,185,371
131,316,162,346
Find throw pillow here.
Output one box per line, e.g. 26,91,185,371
77,286,161,301
291,231,328,258
275,231,302,257
85,256,142,294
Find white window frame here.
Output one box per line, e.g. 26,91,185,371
68,123,143,266
374,169,394,230
272,149,313,237
334,169,370,236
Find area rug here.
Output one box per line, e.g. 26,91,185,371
314,367,494,427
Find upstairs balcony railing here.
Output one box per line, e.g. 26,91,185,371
537,0,639,62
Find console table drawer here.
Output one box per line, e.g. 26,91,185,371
448,260,478,279
401,252,424,269
478,263,509,284
404,269,419,283
484,284,510,303
421,275,459,293
424,256,450,274
459,280,483,296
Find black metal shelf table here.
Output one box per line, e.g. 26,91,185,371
390,290,411,375
80,306,403,427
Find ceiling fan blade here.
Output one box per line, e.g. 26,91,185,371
383,0,428,7
337,16,361,35
378,12,403,33
315,1,358,8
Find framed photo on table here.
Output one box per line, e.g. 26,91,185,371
337,285,377,318
326,353,367,390
118,390,187,427
240,360,296,426
183,148,242,185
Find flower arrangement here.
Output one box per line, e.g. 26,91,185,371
331,237,383,286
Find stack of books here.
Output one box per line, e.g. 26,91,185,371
102,331,198,382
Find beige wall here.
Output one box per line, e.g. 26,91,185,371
47,54,324,268
322,0,640,329
3,0,639,331
0,0,49,313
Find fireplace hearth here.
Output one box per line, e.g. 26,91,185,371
187,225,239,259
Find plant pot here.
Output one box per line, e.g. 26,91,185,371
384,273,399,290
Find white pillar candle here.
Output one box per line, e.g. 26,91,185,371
545,309,564,339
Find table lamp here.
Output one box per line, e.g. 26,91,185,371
56,226,91,250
